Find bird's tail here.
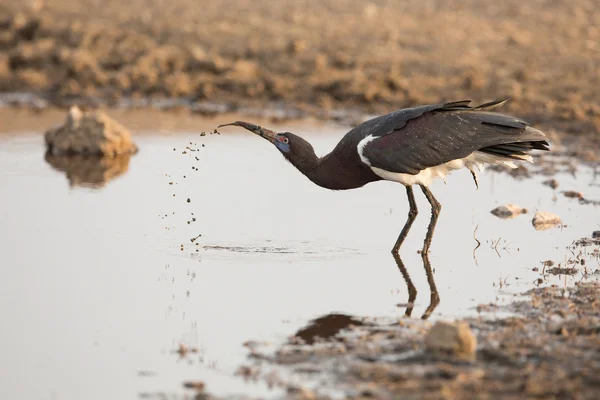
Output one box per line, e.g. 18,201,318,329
440,98,511,111
479,129,550,161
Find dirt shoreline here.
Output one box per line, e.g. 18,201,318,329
1,0,600,147
201,280,600,400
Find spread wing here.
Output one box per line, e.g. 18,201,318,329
359,99,549,175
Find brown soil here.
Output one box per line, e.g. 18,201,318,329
230,281,600,400
1,0,599,148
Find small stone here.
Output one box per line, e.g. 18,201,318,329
45,106,137,156
424,321,477,361
542,179,559,189
574,237,600,247
562,190,583,199
182,381,205,392
532,211,562,231
490,204,527,218
286,385,316,400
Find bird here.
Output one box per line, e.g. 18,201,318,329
218,99,550,317
219,99,549,251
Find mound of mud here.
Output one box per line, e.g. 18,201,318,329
1,0,599,143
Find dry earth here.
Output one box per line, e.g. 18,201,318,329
1,0,599,150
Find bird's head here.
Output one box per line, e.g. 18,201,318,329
218,121,320,178
218,121,293,153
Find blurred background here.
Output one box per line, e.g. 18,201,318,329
0,0,599,146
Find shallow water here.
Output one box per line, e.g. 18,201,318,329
0,124,598,399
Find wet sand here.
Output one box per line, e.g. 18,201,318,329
236,282,600,400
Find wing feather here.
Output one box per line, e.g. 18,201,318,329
360,100,549,175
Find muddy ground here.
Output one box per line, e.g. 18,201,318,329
1,0,599,150
206,279,600,400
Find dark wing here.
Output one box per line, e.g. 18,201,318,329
360,99,549,175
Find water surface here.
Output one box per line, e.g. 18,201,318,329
0,124,598,399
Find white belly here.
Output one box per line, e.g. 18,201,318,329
369,151,528,186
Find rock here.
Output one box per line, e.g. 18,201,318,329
532,211,562,231
424,321,477,361
574,237,600,247
286,385,316,400
182,380,205,392
490,204,528,218
562,190,583,199
542,179,559,189
593,231,600,239
45,106,137,156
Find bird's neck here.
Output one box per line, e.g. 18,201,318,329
282,140,380,190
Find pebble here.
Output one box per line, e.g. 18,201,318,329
183,381,205,392
542,179,559,189
562,190,583,199
532,211,562,230
490,204,527,218
424,321,477,361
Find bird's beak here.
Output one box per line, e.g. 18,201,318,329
217,121,277,143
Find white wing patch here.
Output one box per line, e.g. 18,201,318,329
357,134,377,166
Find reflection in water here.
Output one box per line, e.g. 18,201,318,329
393,200,441,320
292,314,366,344
44,152,133,188
393,251,440,320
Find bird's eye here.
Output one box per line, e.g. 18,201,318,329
282,137,289,144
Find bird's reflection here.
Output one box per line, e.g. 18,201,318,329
392,203,441,320
44,152,132,188
392,250,440,320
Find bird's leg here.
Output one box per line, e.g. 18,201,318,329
391,252,417,317
392,186,418,253
419,185,441,255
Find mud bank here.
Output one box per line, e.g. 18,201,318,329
226,281,600,400
1,0,599,146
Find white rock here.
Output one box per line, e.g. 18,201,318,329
532,211,562,231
